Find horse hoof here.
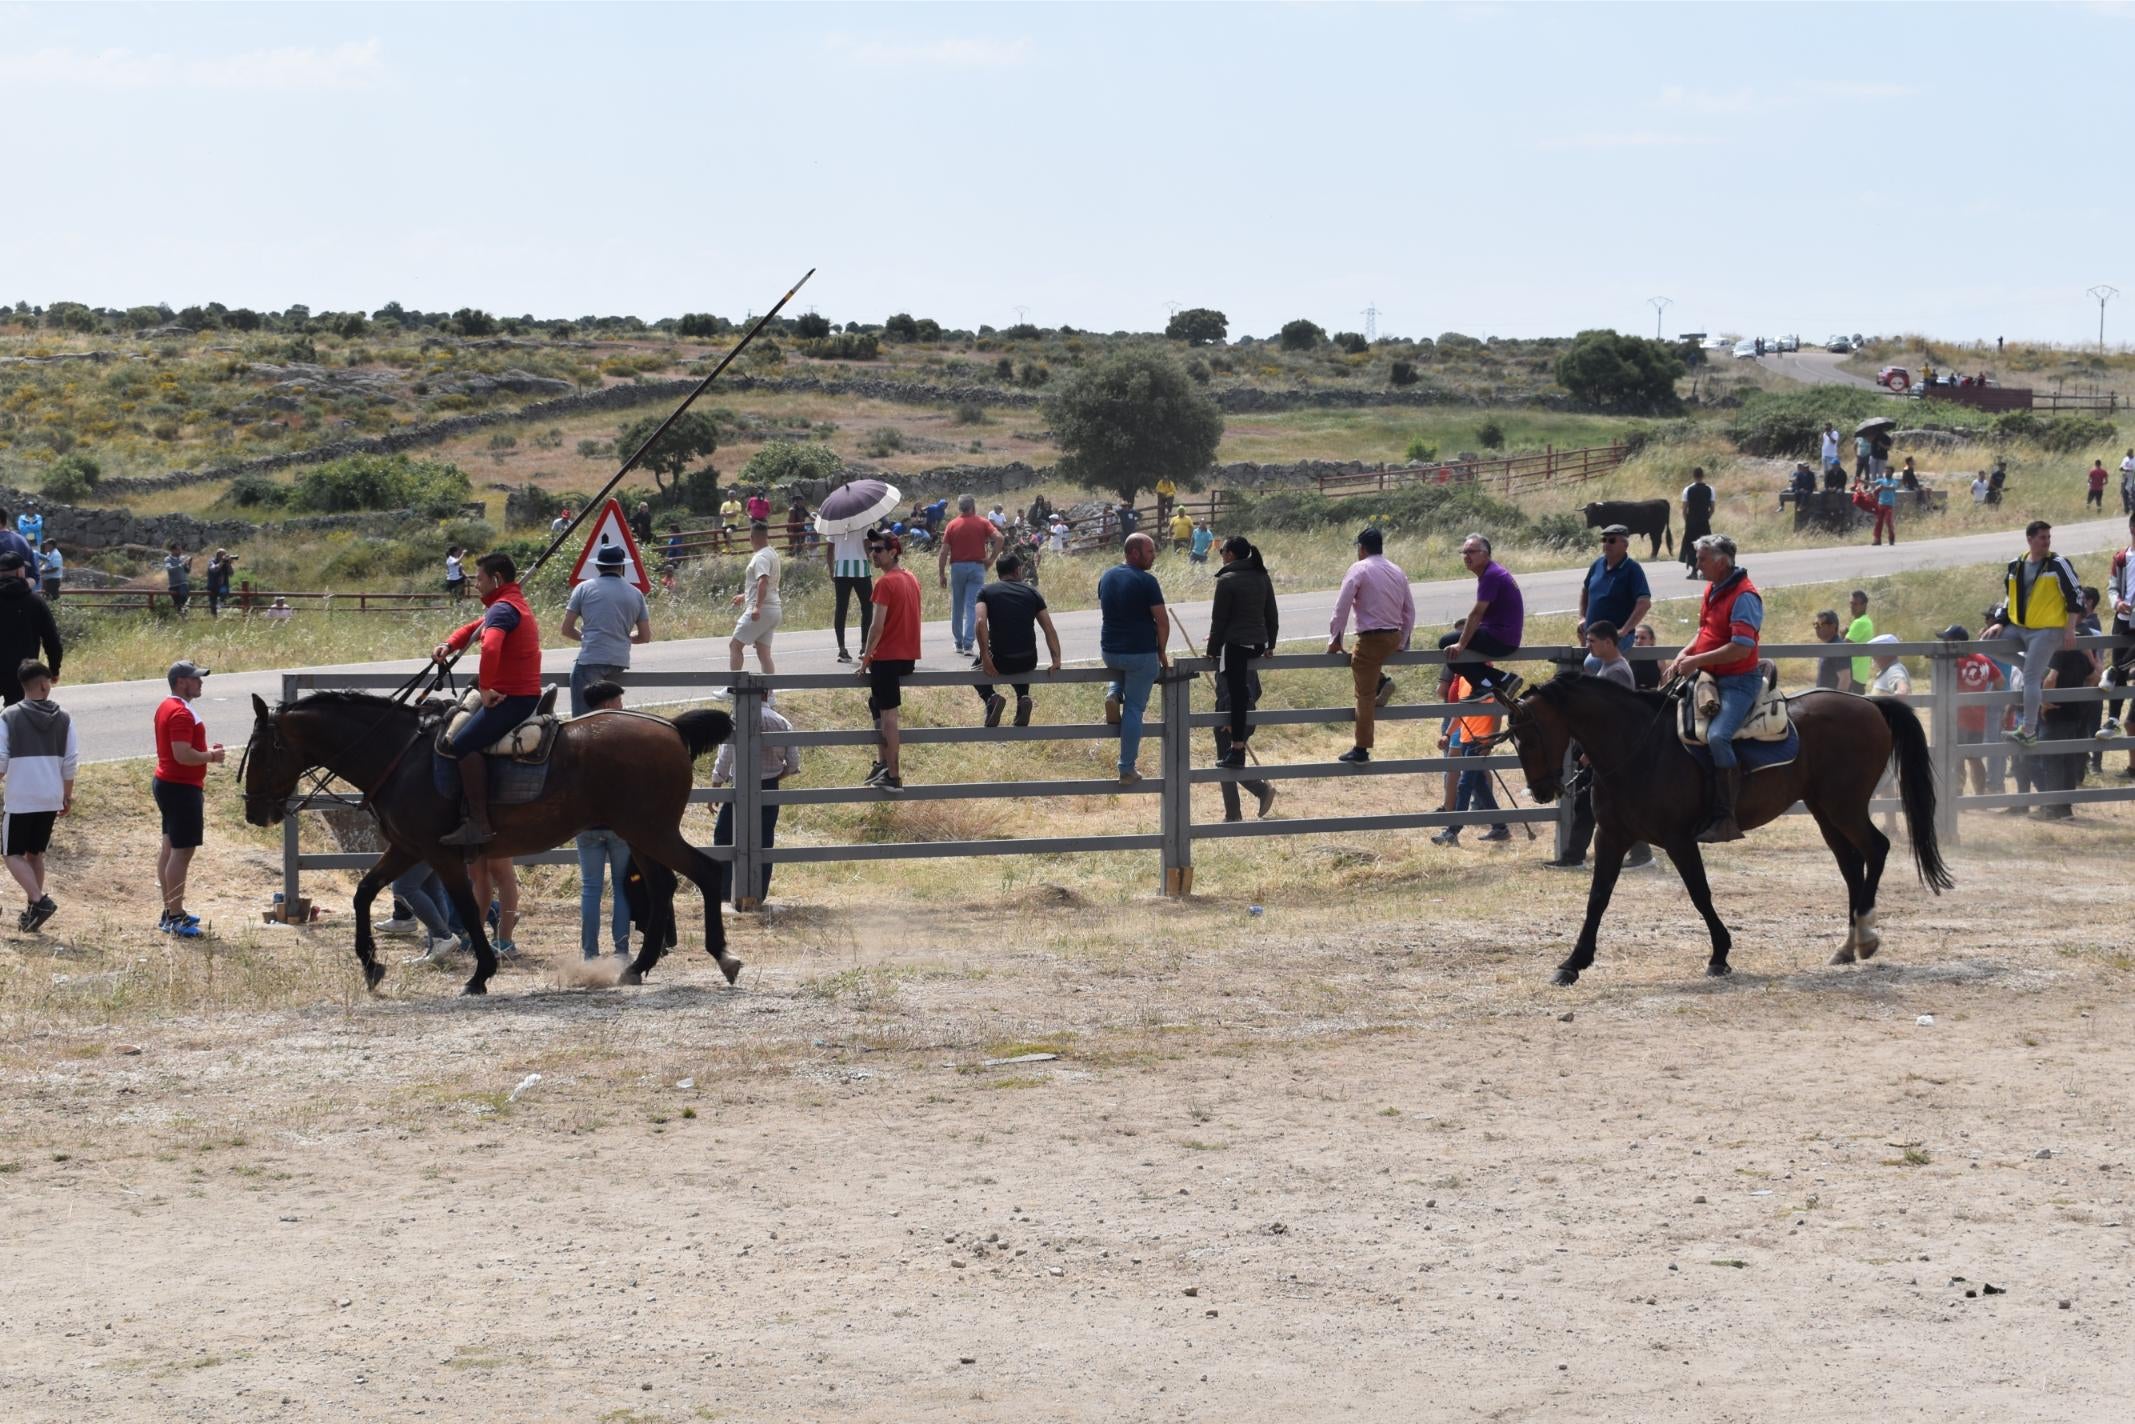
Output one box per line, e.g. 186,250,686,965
617,966,642,987
1829,949,1856,966
460,979,488,997
1551,967,1580,987
1855,934,1881,961
1706,961,1733,978
715,953,744,986
363,963,386,992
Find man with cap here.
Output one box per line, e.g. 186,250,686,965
431,552,543,847
1328,525,1414,765
857,531,922,791
153,659,223,937
1942,624,2007,796
561,539,652,716
1576,524,1651,644
1663,533,1763,843
0,549,62,706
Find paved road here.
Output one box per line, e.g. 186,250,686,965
72,514,2133,763
1753,348,1888,391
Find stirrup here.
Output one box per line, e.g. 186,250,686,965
439,818,494,848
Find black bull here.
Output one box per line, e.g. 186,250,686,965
1580,500,1673,559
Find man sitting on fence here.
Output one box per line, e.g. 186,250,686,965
975,553,1061,729
431,552,542,847
1982,520,2083,748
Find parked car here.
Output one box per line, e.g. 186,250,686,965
1732,339,1760,359
1779,335,1801,352
1701,334,1734,351
1878,366,1911,391
1826,335,1853,353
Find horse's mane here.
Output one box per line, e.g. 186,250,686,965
1527,669,1672,715
282,689,419,717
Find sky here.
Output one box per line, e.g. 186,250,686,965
3,2,2132,346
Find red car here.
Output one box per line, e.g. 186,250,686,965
1878,366,1911,391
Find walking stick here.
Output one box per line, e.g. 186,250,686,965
1172,619,1263,768
393,268,816,703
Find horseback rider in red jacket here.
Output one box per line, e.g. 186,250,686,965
432,552,543,847
1664,534,1764,844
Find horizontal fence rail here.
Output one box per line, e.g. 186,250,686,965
1316,442,1630,500
279,633,2135,906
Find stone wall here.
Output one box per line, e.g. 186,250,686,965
0,485,452,554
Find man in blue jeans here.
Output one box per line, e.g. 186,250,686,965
1098,532,1171,785
712,692,801,906
937,494,1001,659
1665,534,1765,843
571,680,634,960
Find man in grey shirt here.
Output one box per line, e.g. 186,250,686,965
561,542,652,714
1547,619,1654,872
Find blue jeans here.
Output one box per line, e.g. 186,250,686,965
575,829,632,958
570,661,623,716
949,561,986,650
444,693,543,756
1104,651,1162,774
1704,670,1765,770
1454,742,1507,833
391,867,454,940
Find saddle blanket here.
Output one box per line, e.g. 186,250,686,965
1683,722,1800,777
431,749,551,806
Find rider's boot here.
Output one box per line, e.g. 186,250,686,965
440,753,495,848
1695,764,1744,844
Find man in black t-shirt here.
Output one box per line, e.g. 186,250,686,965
1680,467,1715,575
974,554,1062,727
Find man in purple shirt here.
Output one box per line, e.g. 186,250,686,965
1440,533,1525,700
1327,526,1415,765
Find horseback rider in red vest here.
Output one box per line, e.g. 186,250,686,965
1663,533,1764,844
432,552,543,847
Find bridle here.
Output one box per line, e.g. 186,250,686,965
242,661,458,822
1476,675,1688,799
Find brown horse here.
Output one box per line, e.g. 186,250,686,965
241,691,740,996
1499,674,1952,984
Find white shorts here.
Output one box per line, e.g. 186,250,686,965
732,607,782,645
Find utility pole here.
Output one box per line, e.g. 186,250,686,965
2087,285,2118,352
1360,303,1379,342
1012,305,1030,327
1648,295,1673,341
1165,301,1183,319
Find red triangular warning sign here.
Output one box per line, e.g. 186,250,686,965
568,497,652,593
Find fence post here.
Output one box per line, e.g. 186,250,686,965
1158,665,1194,897
281,672,302,907
1928,645,1960,846
729,675,763,911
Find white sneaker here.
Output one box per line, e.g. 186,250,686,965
2097,717,2123,740
402,932,462,966
375,915,420,937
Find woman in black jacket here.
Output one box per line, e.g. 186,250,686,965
1206,535,1279,767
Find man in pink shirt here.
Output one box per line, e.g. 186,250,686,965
1327,526,1415,764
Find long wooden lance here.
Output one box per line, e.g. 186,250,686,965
397,266,816,702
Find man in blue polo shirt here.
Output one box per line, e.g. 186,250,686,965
1575,524,1651,643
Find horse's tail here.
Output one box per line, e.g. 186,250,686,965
671,708,735,761
1871,698,1954,893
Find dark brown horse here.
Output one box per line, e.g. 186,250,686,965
241,692,740,996
1499,674,1952,984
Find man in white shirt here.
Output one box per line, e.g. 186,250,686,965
2120,448,2135,516
712,694,800,907
729,520,782,677
1820,423,1841,477
1971,472,1990,505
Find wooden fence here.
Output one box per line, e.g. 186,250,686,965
60,583,458,615
1315,443,1631,500
276,635,2135,907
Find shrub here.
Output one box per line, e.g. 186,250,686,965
793,312,831,340
1554,329,1685,415
443,518,495,551
1990,411,2116,453
741,439,841,489
1043,349,1223,506
883,312,920,342
1002,323,1042,340
1389,359,1419,387
1334,331,1368,355
1724,387,1894,457
487,432,518,452
1164,308,1229,346
42,453,100,501
1015,361,1050,388
952,402,988,425
676,313,725,338
1531,511,1589,549
450,308,497,338
1403,438,1437,463
678,465,723,516
1476,419,1505,450
220,471,288,509
1228,480,1533,540
799,332,878,361
994,357,1015,381
1185,358,1211,385
576,438,610,460
1279,319,1326,352
862,427,908,457
291,454,471,518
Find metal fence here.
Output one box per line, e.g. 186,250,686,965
278,635,2135,904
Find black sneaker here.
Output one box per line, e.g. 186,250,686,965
1218,747,1247,769
836,649,854,664
1375,675,1397,708
877,774,904,793
984,693,1007,728
1429,827,1460,846
25,896,57,932
1337,747,1371,764
1014,697,1034,728
1478,827,1513,842
1254,784,1280,819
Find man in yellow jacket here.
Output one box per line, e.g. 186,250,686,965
1982,519,2084,745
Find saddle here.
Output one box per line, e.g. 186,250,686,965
1680,661,1792,746
437,685,561,762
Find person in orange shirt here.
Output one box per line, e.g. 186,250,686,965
937,494,1002,659
1430,647,1509,846
859,534,923,792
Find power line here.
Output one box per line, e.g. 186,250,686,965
1012,305,1030,326
1647,295,1674,341
1360,303,1379,342
2087,285,2119,352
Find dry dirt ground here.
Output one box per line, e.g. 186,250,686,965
2,798,2131,1422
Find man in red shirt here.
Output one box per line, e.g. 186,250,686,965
937,494,1001,660
2087,459,2109,510
858,533,922,791
431,552,543,847
1663,534,1764,843
1939,624,2006,795
153,658,223,937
